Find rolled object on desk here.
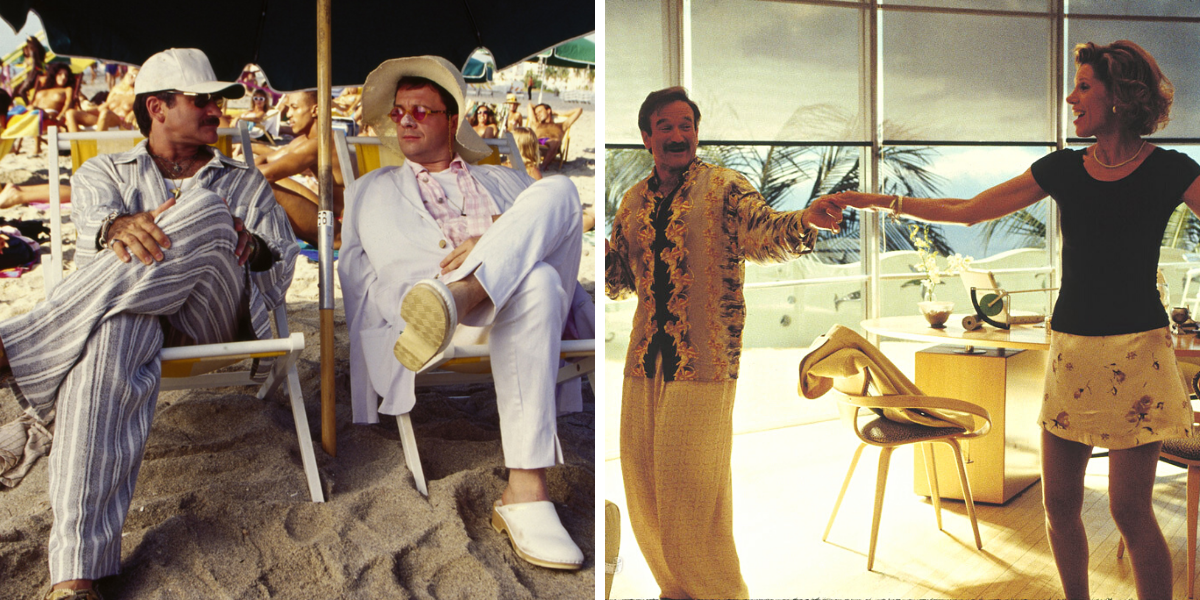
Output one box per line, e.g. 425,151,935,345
962,314,983,331
1010,314,1045,325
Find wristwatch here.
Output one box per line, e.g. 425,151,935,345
96,211,121,250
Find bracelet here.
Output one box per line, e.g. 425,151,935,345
884,194,904,222
96,211,121,250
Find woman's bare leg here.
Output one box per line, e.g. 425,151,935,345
1041,430,1093,600
1109,441,1172,600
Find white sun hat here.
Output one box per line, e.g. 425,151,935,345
361,55,492,164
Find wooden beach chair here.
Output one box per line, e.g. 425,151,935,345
41,124,324,502
333,129,594,495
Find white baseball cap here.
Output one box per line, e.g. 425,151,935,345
134,48,244,98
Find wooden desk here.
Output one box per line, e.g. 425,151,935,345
863,314,1200,356
862,315,1200,504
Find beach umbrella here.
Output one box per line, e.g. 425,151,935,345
0,1,594,457
462,55,495,84
0,2,593,91
528,36,595,69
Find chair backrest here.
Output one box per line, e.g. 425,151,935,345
43,125,256,295
333,130,525,186
799,324,983,432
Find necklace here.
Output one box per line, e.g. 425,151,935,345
149,150,205,198
1092,140,1147,169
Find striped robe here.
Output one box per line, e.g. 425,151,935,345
0,141,296,581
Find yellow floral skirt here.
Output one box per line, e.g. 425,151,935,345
1040,326,1193,449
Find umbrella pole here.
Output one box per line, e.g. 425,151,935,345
317,0,336,457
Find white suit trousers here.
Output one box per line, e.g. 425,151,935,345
0,190,246,582
442,175,582,469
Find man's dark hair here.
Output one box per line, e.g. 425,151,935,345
89,91,109,105
637,86,701,135
132,91,177,136
395,76,457,116
293,89,319,106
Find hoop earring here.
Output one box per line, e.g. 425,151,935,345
1112,106,1117,114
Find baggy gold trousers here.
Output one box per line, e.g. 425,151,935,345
620,365,748,600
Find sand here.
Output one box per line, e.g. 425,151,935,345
0,99,597,599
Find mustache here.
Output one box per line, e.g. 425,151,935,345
664,141,690,152
203,117,221,126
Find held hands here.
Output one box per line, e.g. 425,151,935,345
801,195,845,234
825,191,886,211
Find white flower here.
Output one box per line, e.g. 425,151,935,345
907,225,972,292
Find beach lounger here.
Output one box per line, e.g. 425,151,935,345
41,124,324,503
334,129,594,495
333,129,525,182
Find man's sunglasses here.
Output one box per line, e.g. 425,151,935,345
389,105,447,123
174,91,226,110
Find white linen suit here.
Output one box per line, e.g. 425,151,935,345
338,161,586,469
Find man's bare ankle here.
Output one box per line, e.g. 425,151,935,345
52,579,93,591
446,277,487,320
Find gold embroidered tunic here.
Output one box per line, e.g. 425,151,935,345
606,159,816,382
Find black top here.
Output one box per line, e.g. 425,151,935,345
1032,147,1200,336
644,169,684,379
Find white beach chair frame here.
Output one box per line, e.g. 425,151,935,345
42,124,324,502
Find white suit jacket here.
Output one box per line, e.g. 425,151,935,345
339,162,537,424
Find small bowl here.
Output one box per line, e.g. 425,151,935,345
918,301,954,328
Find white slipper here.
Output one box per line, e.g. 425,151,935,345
394,279,458,371
491,500,584,570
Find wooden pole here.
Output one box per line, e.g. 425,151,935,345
317,0,336,457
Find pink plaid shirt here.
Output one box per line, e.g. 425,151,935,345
408,156,500,248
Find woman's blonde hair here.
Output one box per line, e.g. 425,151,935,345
511,127,540,168
1075,40,1172,136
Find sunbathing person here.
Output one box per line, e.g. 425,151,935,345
501,93,524,132
21,63,77,154
64,66,138,132
527,102,583,170
333,86,362,116
29,63,76,130
0,183,72,209
231,88,273,129
469,103,498,139
246,90,345,247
